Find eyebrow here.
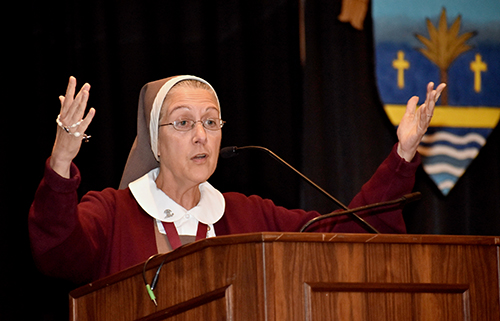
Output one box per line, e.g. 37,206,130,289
168,105,220,117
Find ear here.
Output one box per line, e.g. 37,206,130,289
156,136,161,158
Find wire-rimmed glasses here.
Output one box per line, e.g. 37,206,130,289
159,118,225,131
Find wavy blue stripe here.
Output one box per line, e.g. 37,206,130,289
428,173,459,185
420,141,483,150
421,154,474,168
440,187,451,196
425,127,493,137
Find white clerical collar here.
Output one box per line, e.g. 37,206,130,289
128,168,225,225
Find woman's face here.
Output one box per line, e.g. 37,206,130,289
157,86,221,189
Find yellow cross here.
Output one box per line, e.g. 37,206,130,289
470,53,487,93
392,50,410,89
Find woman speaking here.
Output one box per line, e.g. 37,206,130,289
29,75,445,284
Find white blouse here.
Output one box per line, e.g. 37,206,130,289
128,168,225,237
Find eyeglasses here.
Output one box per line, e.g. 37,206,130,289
159,118,226,131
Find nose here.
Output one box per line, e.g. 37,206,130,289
192,121,208,144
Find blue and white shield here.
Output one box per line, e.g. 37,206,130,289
373,0,500,195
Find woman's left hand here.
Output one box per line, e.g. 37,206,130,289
396,82,447,162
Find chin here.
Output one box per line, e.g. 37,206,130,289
191,169,215,184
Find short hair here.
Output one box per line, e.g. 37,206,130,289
171,79,213,91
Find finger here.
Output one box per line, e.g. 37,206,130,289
80,107,96,130
60,76,77,116
65,76,77,100
420,90,438,126
420,82,438,119
425,89,437,113
405,96,419,116
421,82,434,109
72,83,91,117
66,82,91,122
425,81,434,103
434,83,446,102
71,107,96,142
427,81,434,92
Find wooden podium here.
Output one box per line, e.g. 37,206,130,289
69,232,500,320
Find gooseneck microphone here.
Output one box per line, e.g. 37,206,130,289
219,145,381,234
299,192,421,232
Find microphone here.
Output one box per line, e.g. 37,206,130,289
219,146,238,159
219,145,381,234
299,192,422,232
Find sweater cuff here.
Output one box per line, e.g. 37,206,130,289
44,157,81,193
387,143,421,178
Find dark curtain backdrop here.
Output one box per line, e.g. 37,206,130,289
3,0,499,319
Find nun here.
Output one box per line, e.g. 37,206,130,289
29,75,445,283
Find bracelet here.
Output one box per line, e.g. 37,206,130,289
56,114,91,142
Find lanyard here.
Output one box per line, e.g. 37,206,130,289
161,221,208,250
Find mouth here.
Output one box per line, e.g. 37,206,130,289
191,153,208,161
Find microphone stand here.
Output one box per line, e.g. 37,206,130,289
221,146,381,233
299,192,422,232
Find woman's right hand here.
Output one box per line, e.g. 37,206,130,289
50,76,96,178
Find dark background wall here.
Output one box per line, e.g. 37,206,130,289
3,0,499,319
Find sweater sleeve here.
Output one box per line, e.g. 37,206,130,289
348,143,420,232
28,158,115,284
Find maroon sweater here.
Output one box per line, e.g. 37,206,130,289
29,144,419,284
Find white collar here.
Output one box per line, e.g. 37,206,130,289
129,168,225,224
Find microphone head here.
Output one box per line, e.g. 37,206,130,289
219,146,239,159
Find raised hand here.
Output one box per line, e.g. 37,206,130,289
396,82,446,162
50,76,96,178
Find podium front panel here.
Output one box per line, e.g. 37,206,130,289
70,233,500,320
265,237,499,321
